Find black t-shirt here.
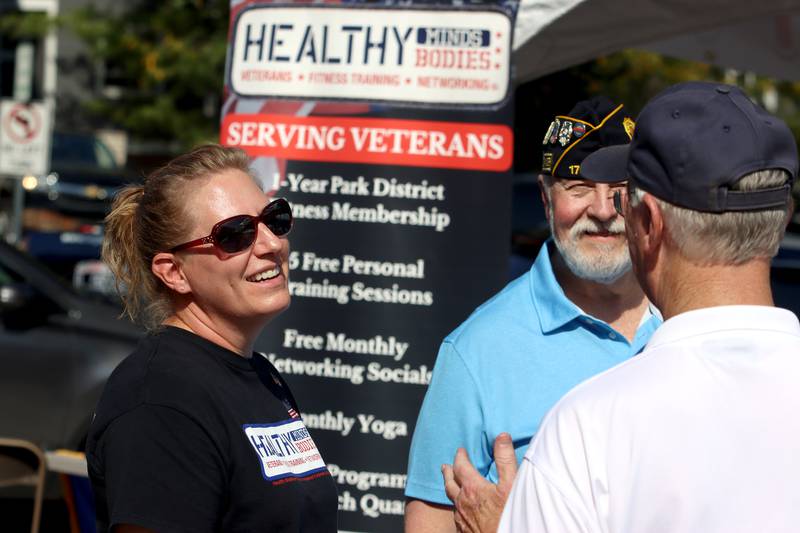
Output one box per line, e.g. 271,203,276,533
86,326,338,533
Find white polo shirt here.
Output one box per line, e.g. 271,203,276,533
499,305,800,533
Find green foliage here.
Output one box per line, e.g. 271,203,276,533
581,49,800,211
63,0,230,149
582,49,800,143
581,50,721,113
54,6,800,165
0,11,52,39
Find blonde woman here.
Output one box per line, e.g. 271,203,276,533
87,145,337,532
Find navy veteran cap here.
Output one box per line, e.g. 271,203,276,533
582,81,798,212
541,95,634,179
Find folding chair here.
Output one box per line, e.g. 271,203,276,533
0,437,46,533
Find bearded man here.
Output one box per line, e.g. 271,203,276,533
405,96,663,532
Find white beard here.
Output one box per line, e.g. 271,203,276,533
550,211,632,285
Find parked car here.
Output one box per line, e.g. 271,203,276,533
19,132,137,289
0,240,141,451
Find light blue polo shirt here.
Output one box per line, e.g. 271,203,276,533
405,241,661,505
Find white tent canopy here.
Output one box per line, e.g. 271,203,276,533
512,0,800,83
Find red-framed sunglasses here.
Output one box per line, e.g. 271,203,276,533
170,198,293,254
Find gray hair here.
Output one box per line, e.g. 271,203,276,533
630,169,792,265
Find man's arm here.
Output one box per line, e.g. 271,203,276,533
404,499,457,533
442,433,517,533
405,341,490,507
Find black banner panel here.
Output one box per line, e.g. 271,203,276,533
222,2,517,530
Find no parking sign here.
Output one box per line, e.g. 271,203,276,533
0,100,51,176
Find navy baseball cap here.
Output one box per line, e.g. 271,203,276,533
541,95,634,180
582,81,798,212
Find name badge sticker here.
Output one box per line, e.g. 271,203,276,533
244,419,328,481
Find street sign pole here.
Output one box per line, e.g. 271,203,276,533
8,176,24,244
0,100,52,243
1,0,58,244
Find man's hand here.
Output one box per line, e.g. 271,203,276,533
441,433,518,533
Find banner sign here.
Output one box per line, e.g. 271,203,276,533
223,2,517,530
222,114,512,170
229,5,512,105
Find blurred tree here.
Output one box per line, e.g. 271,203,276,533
514,52,725,172
518,50,800,186
0,11,49,39
581,49,800,228
581,50,722,114
584,49,800,141
63,0,229,149
6,6,799,166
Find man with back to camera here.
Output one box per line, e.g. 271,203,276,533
499,81,800,533
404,96,663,532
